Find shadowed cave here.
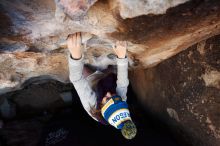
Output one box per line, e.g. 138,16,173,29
0,81,183,146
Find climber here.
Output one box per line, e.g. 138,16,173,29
67,32,137,140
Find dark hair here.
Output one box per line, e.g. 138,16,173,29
90,73,117,125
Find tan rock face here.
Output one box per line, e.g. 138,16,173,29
0,0,220,94
202,71,220,89
0,52,68,94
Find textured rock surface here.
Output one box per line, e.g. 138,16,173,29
0,52,68,94
0,0,220,94
130,35,220,146
55,0,98,20
109,0,189,19
0,0,220,145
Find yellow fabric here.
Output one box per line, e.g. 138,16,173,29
101,98,114,115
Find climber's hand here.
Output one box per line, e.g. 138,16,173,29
67,32,82,59
113,41,127,59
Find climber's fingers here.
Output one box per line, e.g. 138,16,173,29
114,41,127,50
67,33,83,59
67,34,74,49
115,41,127,49
67,32,82,48
77,32,82,46
116,41,127,48
113,41,127,58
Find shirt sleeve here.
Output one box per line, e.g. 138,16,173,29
116,57,129,101
68,54,98,121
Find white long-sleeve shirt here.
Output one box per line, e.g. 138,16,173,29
68,55,129,121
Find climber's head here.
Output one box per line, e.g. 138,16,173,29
101,92,114,106
101,93,137,140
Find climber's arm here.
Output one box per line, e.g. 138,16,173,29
113,41,129,101
68,55,98,121
116,57,129,101
67,33,98,121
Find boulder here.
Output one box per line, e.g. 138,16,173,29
0,0,220,94
129,35,220,146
